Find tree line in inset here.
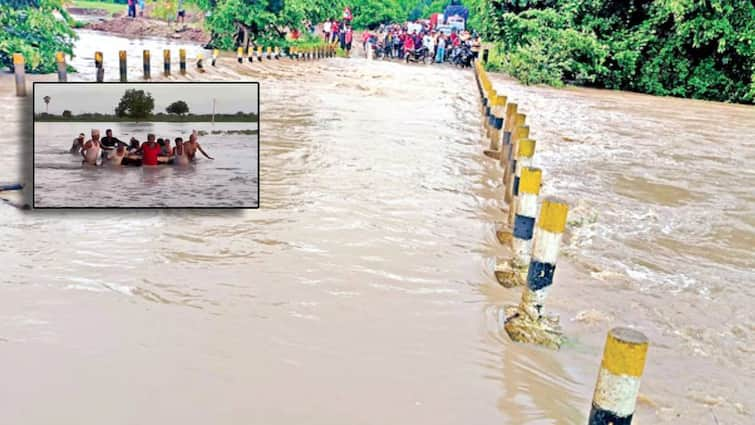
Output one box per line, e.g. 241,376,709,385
35,89,257,122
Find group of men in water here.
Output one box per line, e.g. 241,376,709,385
70,129,213,167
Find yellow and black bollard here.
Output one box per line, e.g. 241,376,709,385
56,51,67,82
257,46,263,62
266,46,272,60
211,49,219,66
95,51,104,82
13,53,26,97
119,50,127,82
196,53,205,73
274,46,280,59
588,328,649,425
237,46,244,63
143,50,151,79
179,48,187,75
163,49,171,76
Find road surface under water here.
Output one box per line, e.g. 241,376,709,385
0,30,753,424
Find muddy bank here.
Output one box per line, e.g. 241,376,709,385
86,16,209,43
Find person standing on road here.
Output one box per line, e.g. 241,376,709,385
435,34,446,63
127,0,136,18
177,0,186,24
138,0,144,17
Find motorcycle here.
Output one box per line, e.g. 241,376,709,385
450,44,473,68
405,46,429,64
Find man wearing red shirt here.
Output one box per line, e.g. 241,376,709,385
140,134,161,166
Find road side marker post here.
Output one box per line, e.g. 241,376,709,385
212,49,219,66
56,52,67,82
143,50,151,79
498,103,519,178
504,197,569,350
119,50,127,82
179,48,187,75
257,46,263,62
163,49,171,76
503,113,528,204
237,47,244,63
95,51,104,82
484,94,506,158
196,53,205,72
12,54,25,96
588,328,649,425
495,148,539,287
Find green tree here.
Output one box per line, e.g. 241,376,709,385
62,110,72,118
166,100,190,115
115,89,155,119
0,0,77,73
478,0,754,104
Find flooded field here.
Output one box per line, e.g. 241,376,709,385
34,122,259,207
0,30,753,424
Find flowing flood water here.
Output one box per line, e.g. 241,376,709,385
0,31,753,424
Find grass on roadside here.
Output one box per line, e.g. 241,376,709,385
69,0,126,15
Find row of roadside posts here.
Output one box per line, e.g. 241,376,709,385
473,59,650,425
12,43,338,95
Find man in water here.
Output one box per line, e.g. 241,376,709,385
70,133,85,154
81,129,101,166
140,133,161,166
100,129,126,161
106,145,127,166
173,138,190,166
183,131,214,161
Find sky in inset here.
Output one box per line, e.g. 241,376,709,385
34,83,259,115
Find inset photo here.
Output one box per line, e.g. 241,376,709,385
33,82,259,208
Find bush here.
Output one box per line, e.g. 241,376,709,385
0,0,77,73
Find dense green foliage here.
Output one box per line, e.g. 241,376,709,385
115,89,155,118
204,0,339,49
0,0,78,73
474,0,754,103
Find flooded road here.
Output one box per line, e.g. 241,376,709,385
1,30,753,424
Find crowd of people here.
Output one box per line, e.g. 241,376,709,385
70,129,213,167
321,6,355,55
361,22,481,66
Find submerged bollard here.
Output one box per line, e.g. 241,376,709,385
504,127,532,208
163,49,171,76
504,197,569,350
119,50,127,82
196,53,205,72
179,48,187,75
266,46,272,60
274,46,280,59
95,51,104,82
588,328,649,425
495,156,540,287
500,125,529,173
212,49,219,66
503,113,527,202
13,54,25,96
257,46,263,62
143,50,151,79
56,51,67,82
237,47,244,63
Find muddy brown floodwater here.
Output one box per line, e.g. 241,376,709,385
0,31,753,424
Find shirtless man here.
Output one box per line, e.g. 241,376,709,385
173,137,190,166
105,145,127,166
184,131,214,161
81,129,102,165
70,133,85,154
